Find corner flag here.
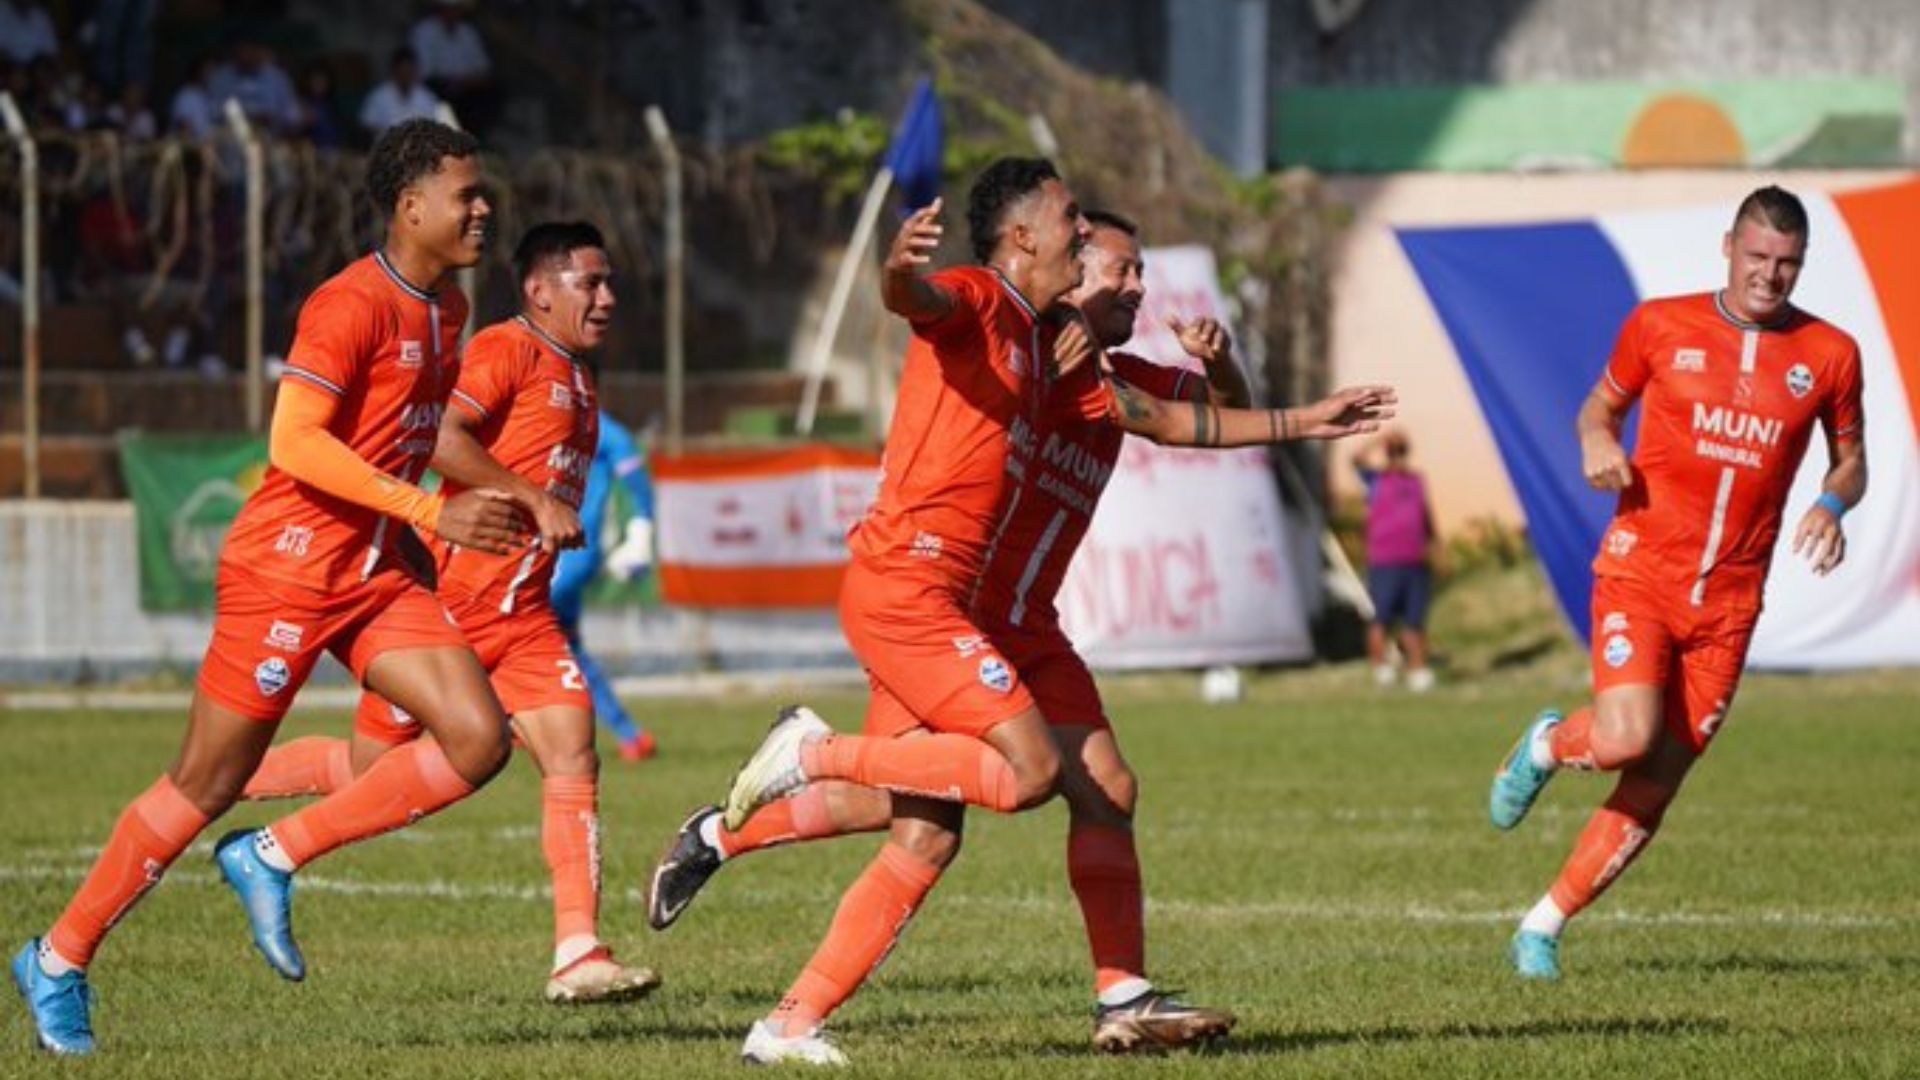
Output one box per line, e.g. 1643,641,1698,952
885,78,944,212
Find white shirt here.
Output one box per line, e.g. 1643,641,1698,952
0,2,56,65
359,80,442,134
409,16,491,82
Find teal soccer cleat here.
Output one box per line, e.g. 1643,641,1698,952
215,830,306,981
12,939,94,1056
1489,710,1563,830
1510,929,1562,980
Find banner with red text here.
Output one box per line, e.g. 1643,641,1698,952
1058,246,1313,668
652,445,880,608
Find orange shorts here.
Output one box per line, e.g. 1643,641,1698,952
354,594,591,742
1590,574,1760,754
198,562,468,723
841,560,1034,740
992,622,1109,731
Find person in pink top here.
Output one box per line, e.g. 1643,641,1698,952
1356,431,1437,690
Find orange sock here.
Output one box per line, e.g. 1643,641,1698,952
268,739,475,868
800,734,1018,812
719,784,849,858
1548,707,1600,770
1068,824,1145,995
766,842,942,1034
542,774,601,960
242,736,355,799
1546,777,1671,917
48,776,209,968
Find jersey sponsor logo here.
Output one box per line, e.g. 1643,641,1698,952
1786,363,1814,398
1605,529,1637,559
275,524,315,557
978,655,1013,694
1734,375,1755,405
1600,611,1630,635
254,656,292,697
952,634,986,658
910,531,943,560
399,340,424,368
1692,403,1783,447
263,620,305,652
1603,633,1633,669
1671,347,1706,373
549,381,574,409
1039,431,1115,491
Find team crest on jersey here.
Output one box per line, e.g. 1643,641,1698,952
1605,528,1637,559
1786,363,1814,398
399,340,424,368
1671,348,1706,373
978,656,1013,694
263,620,305,652
254,657,292,697
1602,634,1633,670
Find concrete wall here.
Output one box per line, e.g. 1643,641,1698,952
1322,169,1909,534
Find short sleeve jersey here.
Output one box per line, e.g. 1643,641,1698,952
1594,292,1864,606
435,316,600,614
847,266,1055,590
224,251,468,592
971,352,1192,631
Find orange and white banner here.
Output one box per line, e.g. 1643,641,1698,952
652,445,880,608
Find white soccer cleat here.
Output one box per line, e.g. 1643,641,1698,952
722,706,831,831
741,1019,848,1066
544,949,661,1004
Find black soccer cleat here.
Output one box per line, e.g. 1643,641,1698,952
646,805,725,931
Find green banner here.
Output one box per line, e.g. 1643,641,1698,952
116,431,659,611
118,431,270,611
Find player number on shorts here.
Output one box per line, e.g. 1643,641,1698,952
557,659,585,690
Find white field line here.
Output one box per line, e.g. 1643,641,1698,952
0,861,1908,931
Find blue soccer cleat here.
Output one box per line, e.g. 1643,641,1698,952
1489,710,1563,831
12,939,94,1056
1510,929,1562,980
215,829,305,981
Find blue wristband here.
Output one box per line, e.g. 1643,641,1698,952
1815,492,1848,520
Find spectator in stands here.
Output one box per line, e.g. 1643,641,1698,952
209,36,301,135
168,54,219,140
359,46,442,139
293,60,345,149
1356,431,1438,691
409,0,498,133
104,80,157,140
0,0,57,67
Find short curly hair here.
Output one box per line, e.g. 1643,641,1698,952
967,157,1060,264
365,119,478,218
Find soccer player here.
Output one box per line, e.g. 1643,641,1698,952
11,118,530,1056
236,222,661,1005
1487,185,1867,980
551,407,659,762
656,208,1393,1059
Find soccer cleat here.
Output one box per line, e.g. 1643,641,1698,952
617,731,659,763
741,1019,847,1066
722,706,830,831
1489,710,1563,831
544,948,661,1004
1092,989,1236,1053
214,829,305,981
11,940,94,1056
1510,929,1562,980
647,805,725,931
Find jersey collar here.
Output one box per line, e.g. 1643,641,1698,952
515,314,582,363
987,265,1041,323
1713,289,1793,332
374,249,439,302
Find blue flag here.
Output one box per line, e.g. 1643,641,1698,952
885,78,943,212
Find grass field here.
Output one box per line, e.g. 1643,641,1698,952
3,665,1917,1078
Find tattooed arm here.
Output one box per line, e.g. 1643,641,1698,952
1106,377,1398,447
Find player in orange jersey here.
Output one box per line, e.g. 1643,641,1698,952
1487,186,1867,980
236,221,660,1006
658,207,1392,1061
10,119,532,1057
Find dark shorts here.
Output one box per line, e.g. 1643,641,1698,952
1368,564,1432,629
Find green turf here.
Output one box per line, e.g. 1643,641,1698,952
2,668,1917,1077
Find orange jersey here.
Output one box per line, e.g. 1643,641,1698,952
1594,292,1864,606
224,252,467,592
971,352,1193,632
847,266,1056,591
434,317,600,613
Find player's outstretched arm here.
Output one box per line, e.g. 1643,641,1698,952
1792,432,1867,576
1577,381,1635,491
881,197,954,322
432,409,582,552
1106,377,1395,448
1168,315,1252,408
